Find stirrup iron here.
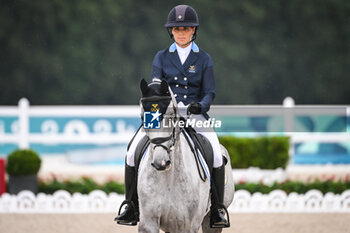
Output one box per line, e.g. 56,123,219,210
114,200,138,226
210,204,230,228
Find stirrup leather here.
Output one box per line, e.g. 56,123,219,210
114,200,139,226
210,203,230,228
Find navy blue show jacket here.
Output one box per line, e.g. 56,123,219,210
150,42,216,119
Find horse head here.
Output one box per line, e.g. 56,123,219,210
140,78,179,171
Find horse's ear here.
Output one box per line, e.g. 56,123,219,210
160,80,169,94
140,79,148,95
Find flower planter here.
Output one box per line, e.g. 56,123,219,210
8,175,38,194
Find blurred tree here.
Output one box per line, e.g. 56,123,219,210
0,0,349,105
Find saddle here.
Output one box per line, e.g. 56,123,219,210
130,125,213,179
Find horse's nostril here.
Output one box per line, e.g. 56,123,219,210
151,160,171,171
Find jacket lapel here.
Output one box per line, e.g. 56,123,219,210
183,51,199,72
169,51,187,76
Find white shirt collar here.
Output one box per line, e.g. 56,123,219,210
175,42,192,54
169,42,199,53
176,43,191,64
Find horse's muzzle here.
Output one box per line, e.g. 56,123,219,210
151,160,171,171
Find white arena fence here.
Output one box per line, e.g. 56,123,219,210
0,98,349,162
0,189,350,213
0,98,139,148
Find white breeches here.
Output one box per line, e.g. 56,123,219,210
126,114,223,168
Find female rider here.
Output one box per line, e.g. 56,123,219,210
115,5,229,228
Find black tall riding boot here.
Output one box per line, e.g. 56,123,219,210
210,164,230,228
114,164,139,226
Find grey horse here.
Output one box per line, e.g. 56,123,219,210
137,79,234,233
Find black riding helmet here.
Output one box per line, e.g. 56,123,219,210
164,5,199,43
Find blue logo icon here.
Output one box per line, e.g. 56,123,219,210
143,110,162,129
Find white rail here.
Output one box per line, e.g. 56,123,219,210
0,98,349,152
0,98,140,148
0,189,349,213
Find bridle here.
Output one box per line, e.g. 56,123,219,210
140,94,181,154
141,93,207,182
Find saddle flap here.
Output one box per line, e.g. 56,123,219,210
134,135,150,171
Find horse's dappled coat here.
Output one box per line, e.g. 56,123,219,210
137,79,234,233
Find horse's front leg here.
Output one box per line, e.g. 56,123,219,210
138,217,160,233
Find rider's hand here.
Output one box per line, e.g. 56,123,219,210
187,102,202,114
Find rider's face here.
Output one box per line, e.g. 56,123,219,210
172,27,195,48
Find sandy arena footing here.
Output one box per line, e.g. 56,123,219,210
1,213,349,233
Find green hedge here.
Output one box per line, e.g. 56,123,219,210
218,136,290,169
38,178,350,195
39,177,125,194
